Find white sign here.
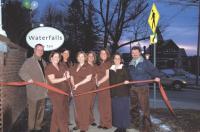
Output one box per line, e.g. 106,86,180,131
26,27,65,51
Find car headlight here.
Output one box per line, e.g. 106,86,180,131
182,81,187,84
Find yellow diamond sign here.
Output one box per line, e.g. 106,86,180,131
148,3,160,33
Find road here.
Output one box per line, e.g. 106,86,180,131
149,88,200,110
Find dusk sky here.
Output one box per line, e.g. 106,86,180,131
1,0,199,56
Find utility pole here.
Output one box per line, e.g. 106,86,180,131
196,0,200,86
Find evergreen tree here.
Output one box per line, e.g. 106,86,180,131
82,0,99,52
65,0,85,54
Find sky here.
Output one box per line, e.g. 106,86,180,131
119,1,199,56
0,0,199,56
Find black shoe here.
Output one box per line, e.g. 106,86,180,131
73,126,79,130
102,127,109,129
114,128,120,132
97,125,103,129
121,128,127,132
68,122,73,125
91,122,97,126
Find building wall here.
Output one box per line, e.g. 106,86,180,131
0,36,27,132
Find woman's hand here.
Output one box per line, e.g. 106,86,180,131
96,82,100,87
73,84,78,90
124,80,129,84
65,71,70,79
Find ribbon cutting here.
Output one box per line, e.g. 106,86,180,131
0,79,176,117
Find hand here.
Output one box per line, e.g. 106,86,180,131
73,84,78,90
27,79,33,83
65,71,70,79
63,73,67,80
124,80,129,84
96,82,100,87
154,77,160,82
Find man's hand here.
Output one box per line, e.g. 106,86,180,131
154,77,160,82
27,79,33,83
124,80,129,84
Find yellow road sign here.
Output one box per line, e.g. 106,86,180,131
148,3,160,33
150,34,157,44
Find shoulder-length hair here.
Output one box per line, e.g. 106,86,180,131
49,51,61,62
112,52,124,64
99,48,110,62
76,51,87,62
87,51,97,64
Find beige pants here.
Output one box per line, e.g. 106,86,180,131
27,99,46,131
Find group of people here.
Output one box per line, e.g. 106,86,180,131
19,44,162,132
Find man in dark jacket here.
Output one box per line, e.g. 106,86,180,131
128,46,161,132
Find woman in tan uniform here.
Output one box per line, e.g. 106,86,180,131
45,51,70,132
70,51,93,132
87,51,98,126
96,48,112,129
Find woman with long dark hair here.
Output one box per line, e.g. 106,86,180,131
96,48,112,129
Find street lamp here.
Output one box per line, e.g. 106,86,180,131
0,0,7,36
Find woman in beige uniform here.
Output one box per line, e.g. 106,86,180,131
70,51,93,132
96,48,112,129
45,51,70,132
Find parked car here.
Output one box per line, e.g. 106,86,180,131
160,69,188,90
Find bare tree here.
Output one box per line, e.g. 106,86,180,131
94,0,149,53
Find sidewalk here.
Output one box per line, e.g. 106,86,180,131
67,98,139,132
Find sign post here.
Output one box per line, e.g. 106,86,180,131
148,3,160,107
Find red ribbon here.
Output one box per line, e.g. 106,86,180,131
0,80,176,116
0,81,69,96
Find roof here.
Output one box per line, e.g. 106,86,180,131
0,34,26,51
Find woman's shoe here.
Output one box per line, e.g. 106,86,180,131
114,128,120,132
102,127,109,129
97,125,103,129
73,126,79,130
91,122,97,126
